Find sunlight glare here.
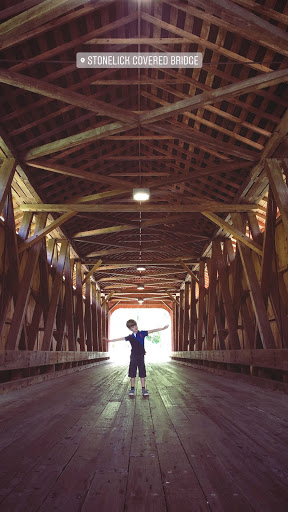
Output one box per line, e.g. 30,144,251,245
108,307,171,363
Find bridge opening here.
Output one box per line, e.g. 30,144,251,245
108,307,172,363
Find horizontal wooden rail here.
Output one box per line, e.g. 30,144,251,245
0,351,110,393
171,350,288,392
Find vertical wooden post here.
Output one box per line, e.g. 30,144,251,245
207,245,217,350
85,278,92,351
0,158,16,214
213,241,241,349
172,302,177,351
75,261,85,351
266,159,288,236
178,288,184,351
196,260,205,350
0,192,20,338
189,279,196,350
91,282,98,351
101,304,106,351
5,213,48,350
42,240,69,351
97,290,102,351
64,254,75,350
183,280,190,350
175,301,179,351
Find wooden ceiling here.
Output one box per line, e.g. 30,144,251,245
0,0,288,306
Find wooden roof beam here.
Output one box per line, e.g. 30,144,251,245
179,261,199,284
141,12,271,73
188,0,288,57
0,68,138,125
140,67,288,125
22,122,136,161
18,212,75,253
0,0,116,50
82,260,102,285
0,0,95,48
202,212,263,255
20,203,259,213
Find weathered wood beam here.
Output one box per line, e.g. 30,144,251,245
74,224,136,238
22,122,135,160
82,260,103,285
87,37,194,45
18,212,33,240
101,291,115,306
150,122,258,161
0,193,20,338
73,214,198,238
265,159,288,236
0,158,16,214
183,281,190,351
0,0,99,48
214,295,228,350
166,0,288,56
166,292,179,306
64,253,75,351
239,111,288,202
188,0,288,56
231,214,276,349
42,240,69,351
27,239,50,350
178,289,184,351
75,261,85,351
140,63,288,125
206,245,217,350
202,212,263,255
189,279,196,350
0,68,138,125
91,282,98,350
213,241,241,349
18,211,75,253
0,1,122,51
179,261,199,284
26,159,131,188
5,213,48,350
96,289,102,351
196,260,205,350
85,278,92,351
259,189,288,348
141,12,271,73
21,203,258,213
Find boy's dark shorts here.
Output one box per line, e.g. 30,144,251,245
128,355,146,378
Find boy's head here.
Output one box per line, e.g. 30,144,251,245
126,319,138,332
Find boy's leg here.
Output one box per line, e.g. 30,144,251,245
128,358,136,396
139,357,149,395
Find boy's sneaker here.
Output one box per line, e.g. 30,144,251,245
142,388,149,397
128,388,135,397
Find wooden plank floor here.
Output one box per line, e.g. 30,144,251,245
0,361,288,512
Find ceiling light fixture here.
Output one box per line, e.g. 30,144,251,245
137,265,146,271
138,298,144,304
137,283,145,290
133,188,150,201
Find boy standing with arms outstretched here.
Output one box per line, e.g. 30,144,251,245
104,319,168,397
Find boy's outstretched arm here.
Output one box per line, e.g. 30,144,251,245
147,324,169,334
103,336,124,343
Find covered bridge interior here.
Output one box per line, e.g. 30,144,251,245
0,0,288,510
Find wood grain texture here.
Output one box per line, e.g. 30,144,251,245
1,361,288,511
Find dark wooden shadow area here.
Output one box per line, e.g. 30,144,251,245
0,362,288,512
